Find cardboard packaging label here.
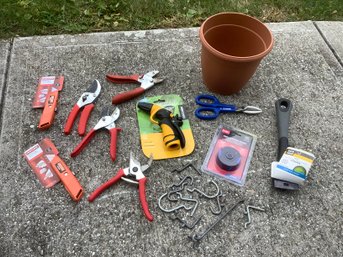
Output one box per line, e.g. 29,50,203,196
271,147,315,185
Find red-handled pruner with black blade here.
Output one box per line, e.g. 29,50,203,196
106,70,164,104
64,80,101,136
70,106,121,161
88,152,154,221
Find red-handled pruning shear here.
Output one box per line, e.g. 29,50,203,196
64,80,101,136
70,106,121,161
106,70,164,104
88,152,154,221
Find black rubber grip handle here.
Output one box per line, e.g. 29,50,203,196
277,137,289,161
275,98,292,160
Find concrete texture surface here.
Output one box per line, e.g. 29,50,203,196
315,21,343,80
0,21,342,257
0,40,10,123
316,21,343,63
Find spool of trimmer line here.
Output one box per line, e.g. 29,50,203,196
216,146,241,171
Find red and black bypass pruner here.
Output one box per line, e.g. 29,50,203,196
88,152,154,221
70,106,121,161
64,80,101,136
106,70,164,105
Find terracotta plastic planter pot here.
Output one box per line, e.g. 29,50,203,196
200,12,274,95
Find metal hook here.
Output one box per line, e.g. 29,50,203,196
176,192,199,217
167,176,194,201
158,192,193,213
171,163,202,175
244,205,265,228
170,176,193,190
189,199,245,242
187,181,220,199
167,188,183,201
210,190,224,215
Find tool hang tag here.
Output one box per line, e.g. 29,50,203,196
23,138,60,188
32,76,64,108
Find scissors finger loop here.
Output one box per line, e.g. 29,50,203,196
195,107,219,120
195,94,220,106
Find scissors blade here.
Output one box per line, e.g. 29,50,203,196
237,106,262,114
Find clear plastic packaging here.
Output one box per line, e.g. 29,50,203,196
23,138,60,188
201,125,257,186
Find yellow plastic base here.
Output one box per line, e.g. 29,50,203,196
141,129,195,160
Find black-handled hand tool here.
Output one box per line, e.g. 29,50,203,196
273,98,299,190
275,98,292,160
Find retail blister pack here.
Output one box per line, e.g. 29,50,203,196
201,125,257,186
23,138,61,188
23,138,84,201
32,76,64,108
136,94,195,160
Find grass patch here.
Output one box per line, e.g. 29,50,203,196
0,0,342,38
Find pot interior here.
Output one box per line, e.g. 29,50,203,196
204,24,267,57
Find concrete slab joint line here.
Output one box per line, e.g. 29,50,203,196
0,39,13,138
313,21,343,68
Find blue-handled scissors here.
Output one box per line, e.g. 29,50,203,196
195,94,262,120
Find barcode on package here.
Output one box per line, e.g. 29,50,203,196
40,76,55,85
24,144,43,160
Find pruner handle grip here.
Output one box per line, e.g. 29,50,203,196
106,74,140,84
70,128,96,158
112,87,145,105
139,177,153,221
88,169,125,202
109,128,122,161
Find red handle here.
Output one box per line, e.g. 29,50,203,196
106,74,140,84
64,104,80,135
112,87,145,105
38,91,59,130
51,156,84,201
70,128,96,158
138,178,153,221
78,104,94,136
88,168,125,202
109,128,122,162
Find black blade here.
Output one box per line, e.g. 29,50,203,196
86,80,99,93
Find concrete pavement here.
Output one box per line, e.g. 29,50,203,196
0,40,10,129
0,21,342,257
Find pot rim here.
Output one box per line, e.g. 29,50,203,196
199,12,274,62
